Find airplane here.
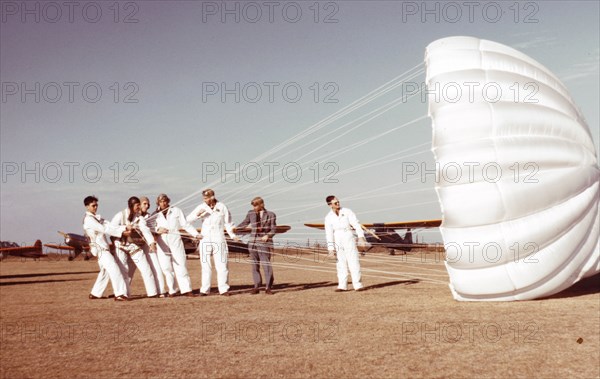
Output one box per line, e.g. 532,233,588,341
0,240,45,259
304,219,442,255
182,225,292,255
44,232,92,261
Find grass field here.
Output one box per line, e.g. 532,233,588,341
1,249,598,379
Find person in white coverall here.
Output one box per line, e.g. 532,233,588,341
154,193,201,297
110,196,159,298
83,195,129,301
324,195,366,292
187,189,239,296
140,196,167,297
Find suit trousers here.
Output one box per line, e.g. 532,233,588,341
248,241,274,289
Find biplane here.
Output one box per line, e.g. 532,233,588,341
304,219,442,255
0,240,45,259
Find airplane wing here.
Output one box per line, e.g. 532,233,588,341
180,225,292,236
0,240,44,258
44,243,75,251
234,225,292,235
304,219,442,230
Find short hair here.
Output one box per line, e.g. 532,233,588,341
157,193,170,204
325,195,336,205
140,196,150,204
202,189,215,197
251,197,264,206
84,195,98,206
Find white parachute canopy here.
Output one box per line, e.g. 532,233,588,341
426,36,599,301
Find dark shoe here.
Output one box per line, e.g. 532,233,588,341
182,292,198,297
89,294,102,300
265,289,274,295
221,292,231,297
199,292,208,297
114,295,129,302
335,289,347,292
250,288,260,295
170,292,181,297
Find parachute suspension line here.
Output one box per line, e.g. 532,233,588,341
171,64,426,210
257,250,449,284
267,68,426,163
220,100,428,208
359,200,439,216
286,90,425,167
233,258,445,284
218,84,426,205
336,144,430,176
235,143,433,221
251,63,425,163
311,120,429,164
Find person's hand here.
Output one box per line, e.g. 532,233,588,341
157,227,168,235
232,237,241,243
327,250,336,259
357,237,369,254
149,242,157,253
260,235,269,243
194,235,203,241
126,225,133,231
122,230,131,237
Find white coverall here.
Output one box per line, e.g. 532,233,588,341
155,207,199,295
325,207,365,290
141,213,166,295
187,202,237,294
110,209,158,297
84,212,128,298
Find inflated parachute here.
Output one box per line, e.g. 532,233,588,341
426,36,599,301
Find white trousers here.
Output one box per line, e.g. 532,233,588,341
90,249,127,298
143,244,166,295
155,242,179,295
334,233,363,290
112,243,158,297
156,237,192,294
199,241,229,294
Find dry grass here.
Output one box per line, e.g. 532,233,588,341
1,250,598,379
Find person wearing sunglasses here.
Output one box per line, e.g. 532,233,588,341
324,195,366,292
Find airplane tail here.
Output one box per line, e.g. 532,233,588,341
34,240,43,255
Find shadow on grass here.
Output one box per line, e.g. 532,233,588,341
361,279,420,291
0,278,89,286
542,273,600,299
275,281,338,292
0,271,98,279
184,279,423,296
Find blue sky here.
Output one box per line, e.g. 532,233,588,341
1,0,598,247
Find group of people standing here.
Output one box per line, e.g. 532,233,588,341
82,191,366,301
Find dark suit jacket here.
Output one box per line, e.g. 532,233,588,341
237,209,277,244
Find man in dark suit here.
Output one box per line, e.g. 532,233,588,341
236,197,277,295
